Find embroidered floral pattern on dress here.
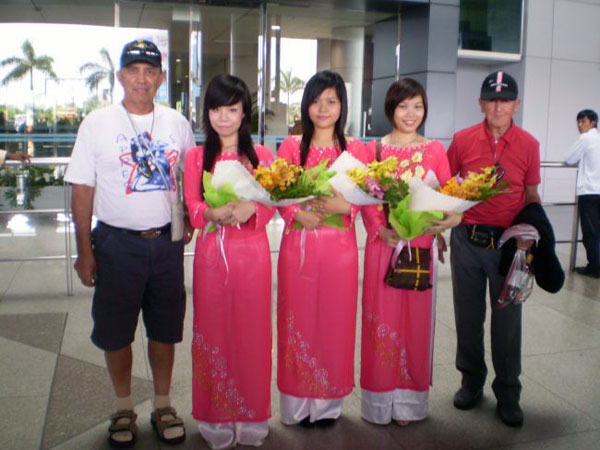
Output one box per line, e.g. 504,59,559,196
192,333,257,420
305,147,340,168
280,313,352,397
364,310,413,385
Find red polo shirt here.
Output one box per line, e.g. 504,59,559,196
447,120,540,228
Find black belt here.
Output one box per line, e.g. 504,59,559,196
466,224,505,235
465,224,505,249
98,221,171,239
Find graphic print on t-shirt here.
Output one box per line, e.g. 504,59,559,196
118,131,179,194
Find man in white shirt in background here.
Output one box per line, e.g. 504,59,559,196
565,109,600,279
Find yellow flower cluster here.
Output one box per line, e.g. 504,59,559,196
347,156,399,187
255,158,302,191
440,166,499,200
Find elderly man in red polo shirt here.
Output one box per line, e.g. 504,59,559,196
447,71,541,428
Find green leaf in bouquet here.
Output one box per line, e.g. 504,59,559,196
292,212,348,230
202,171,239,208
313,169,336,197
387,194,444,241
323,213,347,229
478,180,510,201
304,158,329,180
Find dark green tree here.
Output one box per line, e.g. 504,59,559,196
80,48,115,103
0,40,58,90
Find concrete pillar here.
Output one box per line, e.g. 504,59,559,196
329,26,364,137
399,0,460,146
371,18,399,136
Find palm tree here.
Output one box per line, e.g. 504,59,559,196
79,48,115,103
0,40,58,90
279,69,305,127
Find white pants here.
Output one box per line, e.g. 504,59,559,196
197,421,269,449
279,393,344,425
361,389,429,424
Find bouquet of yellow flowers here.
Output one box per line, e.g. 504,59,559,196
438,166,505,202
205,157,334,209
346,156,409,206
254,158,334,203
408,165,507,213
327,152,408,206
256,157,351,229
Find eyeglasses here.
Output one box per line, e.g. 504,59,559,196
493,163,505,181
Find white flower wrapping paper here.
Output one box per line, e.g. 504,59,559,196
407,171,479,213
210,160,314,207
327,151,385,205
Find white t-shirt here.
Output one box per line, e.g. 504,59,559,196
564,127,600,196
65,103,195,229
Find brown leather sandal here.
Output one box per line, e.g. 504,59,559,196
150,406,186,445
108,409,137,448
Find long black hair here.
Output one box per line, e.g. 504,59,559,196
202,74,258,174
299,70,348,166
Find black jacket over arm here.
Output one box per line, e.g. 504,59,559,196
499,202,565,294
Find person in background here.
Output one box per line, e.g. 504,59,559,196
184,74,275,449
564,109,600,279
65,39,195,447
448,70,541,428
0,149,30,165
359,78,460,427
276,70,366,427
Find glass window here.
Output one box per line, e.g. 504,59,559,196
459,0,523,60
189,4,261,137
263,3,398,151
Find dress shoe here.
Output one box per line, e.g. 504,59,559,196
496,402,524,427
574,266,600,278
298,417,314,428
314,418,337,428
453,386,483,410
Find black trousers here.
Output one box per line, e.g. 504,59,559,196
450,226,522,405
579,194,600,271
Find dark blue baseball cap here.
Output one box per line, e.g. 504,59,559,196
120,39,161,69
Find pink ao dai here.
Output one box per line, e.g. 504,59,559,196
360,139,451,423
276,136,367,401
184,145,275,423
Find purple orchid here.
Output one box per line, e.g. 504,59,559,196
365,177,384,199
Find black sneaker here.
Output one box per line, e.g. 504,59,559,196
453,386,483,410
496,402,524,427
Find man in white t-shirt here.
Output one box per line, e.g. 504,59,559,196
65,39,195,447
565,109,600,279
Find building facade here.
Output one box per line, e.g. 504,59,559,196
1,0,599,209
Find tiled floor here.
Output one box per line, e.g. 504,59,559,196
1,215,599,450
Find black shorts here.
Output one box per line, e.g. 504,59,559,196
90,222,186,351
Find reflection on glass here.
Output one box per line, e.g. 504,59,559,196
0,19,168,158
263,4,398,150
7,214,36,236
459,0,523,54
189,4,260,136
